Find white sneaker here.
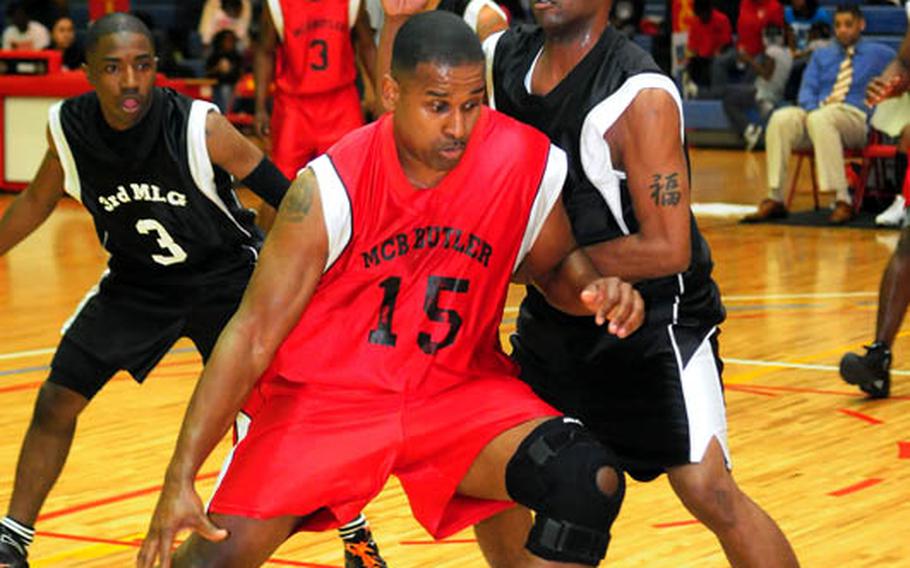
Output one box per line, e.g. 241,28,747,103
743,124,763,151
875,194,906,227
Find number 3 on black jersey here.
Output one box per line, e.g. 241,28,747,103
368,275,469,354
136,218,188,266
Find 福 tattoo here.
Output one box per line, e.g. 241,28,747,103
649,173,681,207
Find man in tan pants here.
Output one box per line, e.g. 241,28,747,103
744,4,894,225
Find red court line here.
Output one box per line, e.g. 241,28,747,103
729,384,910,401
838,409,884,425
899,441,910,459
35,531,340,567
725,384,777,397
400,539,477,545
652,520,701,529
38,471,220,522
828,478,884,497
0,380,44,394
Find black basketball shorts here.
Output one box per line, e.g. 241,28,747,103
512,323,730,482
48,271,248,399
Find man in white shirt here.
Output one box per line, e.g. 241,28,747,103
2,3,50,51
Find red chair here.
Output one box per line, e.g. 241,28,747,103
786,130,896,212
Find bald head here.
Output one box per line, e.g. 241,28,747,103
391,11,484,79
85,12,154,59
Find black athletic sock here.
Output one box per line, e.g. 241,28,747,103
1,516,34,552
896,151,908,196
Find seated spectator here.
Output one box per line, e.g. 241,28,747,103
723,24,793,150
611,0,644,38
206,29,244,113
198,0,251,53
683,0,733,96
868,2,910,226
784,0,833,100
2,2,50,50
22,0,67,30
709,0,784,96
743,4,895,225
786,0,832,55
49,15,84,70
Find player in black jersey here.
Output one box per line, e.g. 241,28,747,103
374,0,801,565
0,14,290,568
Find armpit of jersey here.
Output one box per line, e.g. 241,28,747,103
482,30,506,109
48,101,82,201
579,73,684,236
514,143,567,272
308,154,352,272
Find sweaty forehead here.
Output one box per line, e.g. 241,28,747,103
405,61,485,93
91,31,154,60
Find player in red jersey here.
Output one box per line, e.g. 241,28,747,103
254,0,377,181
138,12,644,568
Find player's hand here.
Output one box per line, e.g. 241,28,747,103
580,277,644,338
254,107,271,140
380,0,426,18
866,67,910,106
136,478,228,568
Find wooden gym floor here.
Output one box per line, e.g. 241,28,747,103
0,148,908,567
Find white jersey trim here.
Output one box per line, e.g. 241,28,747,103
187,100,253,239
266,0,285,41
207,411,252,512
482,30,505,109
60,269,109,335
667,325,731,468
48,101,82,202
514,144,567,273
579,73,684,236
463,0,507,32
348,0,361,28
307,155,352,272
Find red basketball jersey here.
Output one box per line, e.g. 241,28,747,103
267,0,358,95
264,108,566,395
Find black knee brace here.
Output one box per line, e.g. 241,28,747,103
505,417,625,566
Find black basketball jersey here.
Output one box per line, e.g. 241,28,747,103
488,25,725,334
49,87,262,286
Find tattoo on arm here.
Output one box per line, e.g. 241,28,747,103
649,172,681,207
281,170,315,222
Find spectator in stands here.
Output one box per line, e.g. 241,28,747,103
2,2,50,50
867,1,910,227
611,0,644,38
683,0,733,96
49,15,84,70
198,0,251,53
22,0,67,30
206,29,244,113
784,0,833,100
743,4,895,225
723,24,793,150
709,0,785,95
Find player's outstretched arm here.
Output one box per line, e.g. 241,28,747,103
374,0,426,114
584,88,691,282
868,31,910,106
205,110,289,230
137,169,329,568
253,3,278,140
518,199,644,338
0,127,66,256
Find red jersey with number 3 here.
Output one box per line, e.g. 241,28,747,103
267,0,358,95
261,108,567,395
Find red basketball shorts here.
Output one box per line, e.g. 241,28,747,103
207,374,559,539
270,85,364,180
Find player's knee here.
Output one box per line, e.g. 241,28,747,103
31,382,88,430
674,472,740,529
505,417,625,566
